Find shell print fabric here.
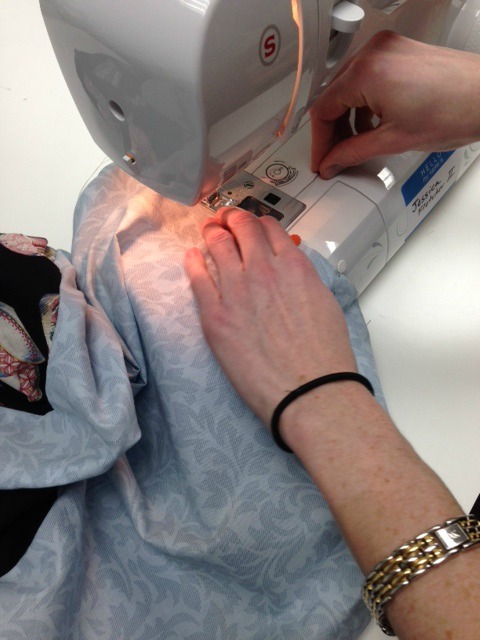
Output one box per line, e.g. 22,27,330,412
0,232,54,259
0,235,59,403
39,293,60,351
0,235,61,576
0,301,45,401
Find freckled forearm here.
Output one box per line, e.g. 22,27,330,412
279,383,461,571
279,384,480,638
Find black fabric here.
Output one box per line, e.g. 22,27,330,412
0,238,60,577
0,488,58,576
471,494,480,519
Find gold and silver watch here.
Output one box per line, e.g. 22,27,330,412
363,515,480,635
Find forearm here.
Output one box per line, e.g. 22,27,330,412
280,383,459,568
186,208,480,638
280,382,480,639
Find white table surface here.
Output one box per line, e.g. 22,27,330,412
2,3,479,639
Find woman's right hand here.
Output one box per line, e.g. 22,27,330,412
311,31,480,179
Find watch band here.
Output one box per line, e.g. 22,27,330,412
363,515,480,635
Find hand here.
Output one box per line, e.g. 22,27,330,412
184,208,357,427
311,31,480,179
185,215,480,640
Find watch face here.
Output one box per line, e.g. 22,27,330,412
435,523,469,550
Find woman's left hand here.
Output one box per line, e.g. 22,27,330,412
185,207,357,427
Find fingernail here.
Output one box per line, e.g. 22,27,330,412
323,165,343,180
290,234,301,247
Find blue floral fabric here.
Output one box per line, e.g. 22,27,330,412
0,165,385,639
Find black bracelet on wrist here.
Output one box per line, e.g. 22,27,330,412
270,372,375,453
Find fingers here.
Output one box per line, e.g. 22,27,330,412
355,107,377,134
209,207,300,261
184,247,220,314
201,206,286,270
217,207,273,265
201,216,242,271
310,73,368,173
191,208,304,307
310,95,349,173
200,209,263,260
310,31,404,175
317,125,404,179
196,208,274,298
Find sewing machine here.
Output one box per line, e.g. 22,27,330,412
40,0,480,293
9,7,479,639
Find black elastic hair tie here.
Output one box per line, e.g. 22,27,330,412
270,372,375,453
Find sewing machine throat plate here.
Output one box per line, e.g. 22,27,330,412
202,171,306,228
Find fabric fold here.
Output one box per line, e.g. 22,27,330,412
0,165,385,639
0,250,141,489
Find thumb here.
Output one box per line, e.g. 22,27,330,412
317,126,402,179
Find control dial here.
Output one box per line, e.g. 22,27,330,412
331,1,365,33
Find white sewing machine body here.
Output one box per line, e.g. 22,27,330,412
40,0,480,292
211,127,480,292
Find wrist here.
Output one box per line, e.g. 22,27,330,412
270,373,374,453
278,379,385,458
275,375,466,580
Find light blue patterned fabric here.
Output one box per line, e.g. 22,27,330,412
0,165,385,639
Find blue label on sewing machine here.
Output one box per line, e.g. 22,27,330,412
401,151,455,206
